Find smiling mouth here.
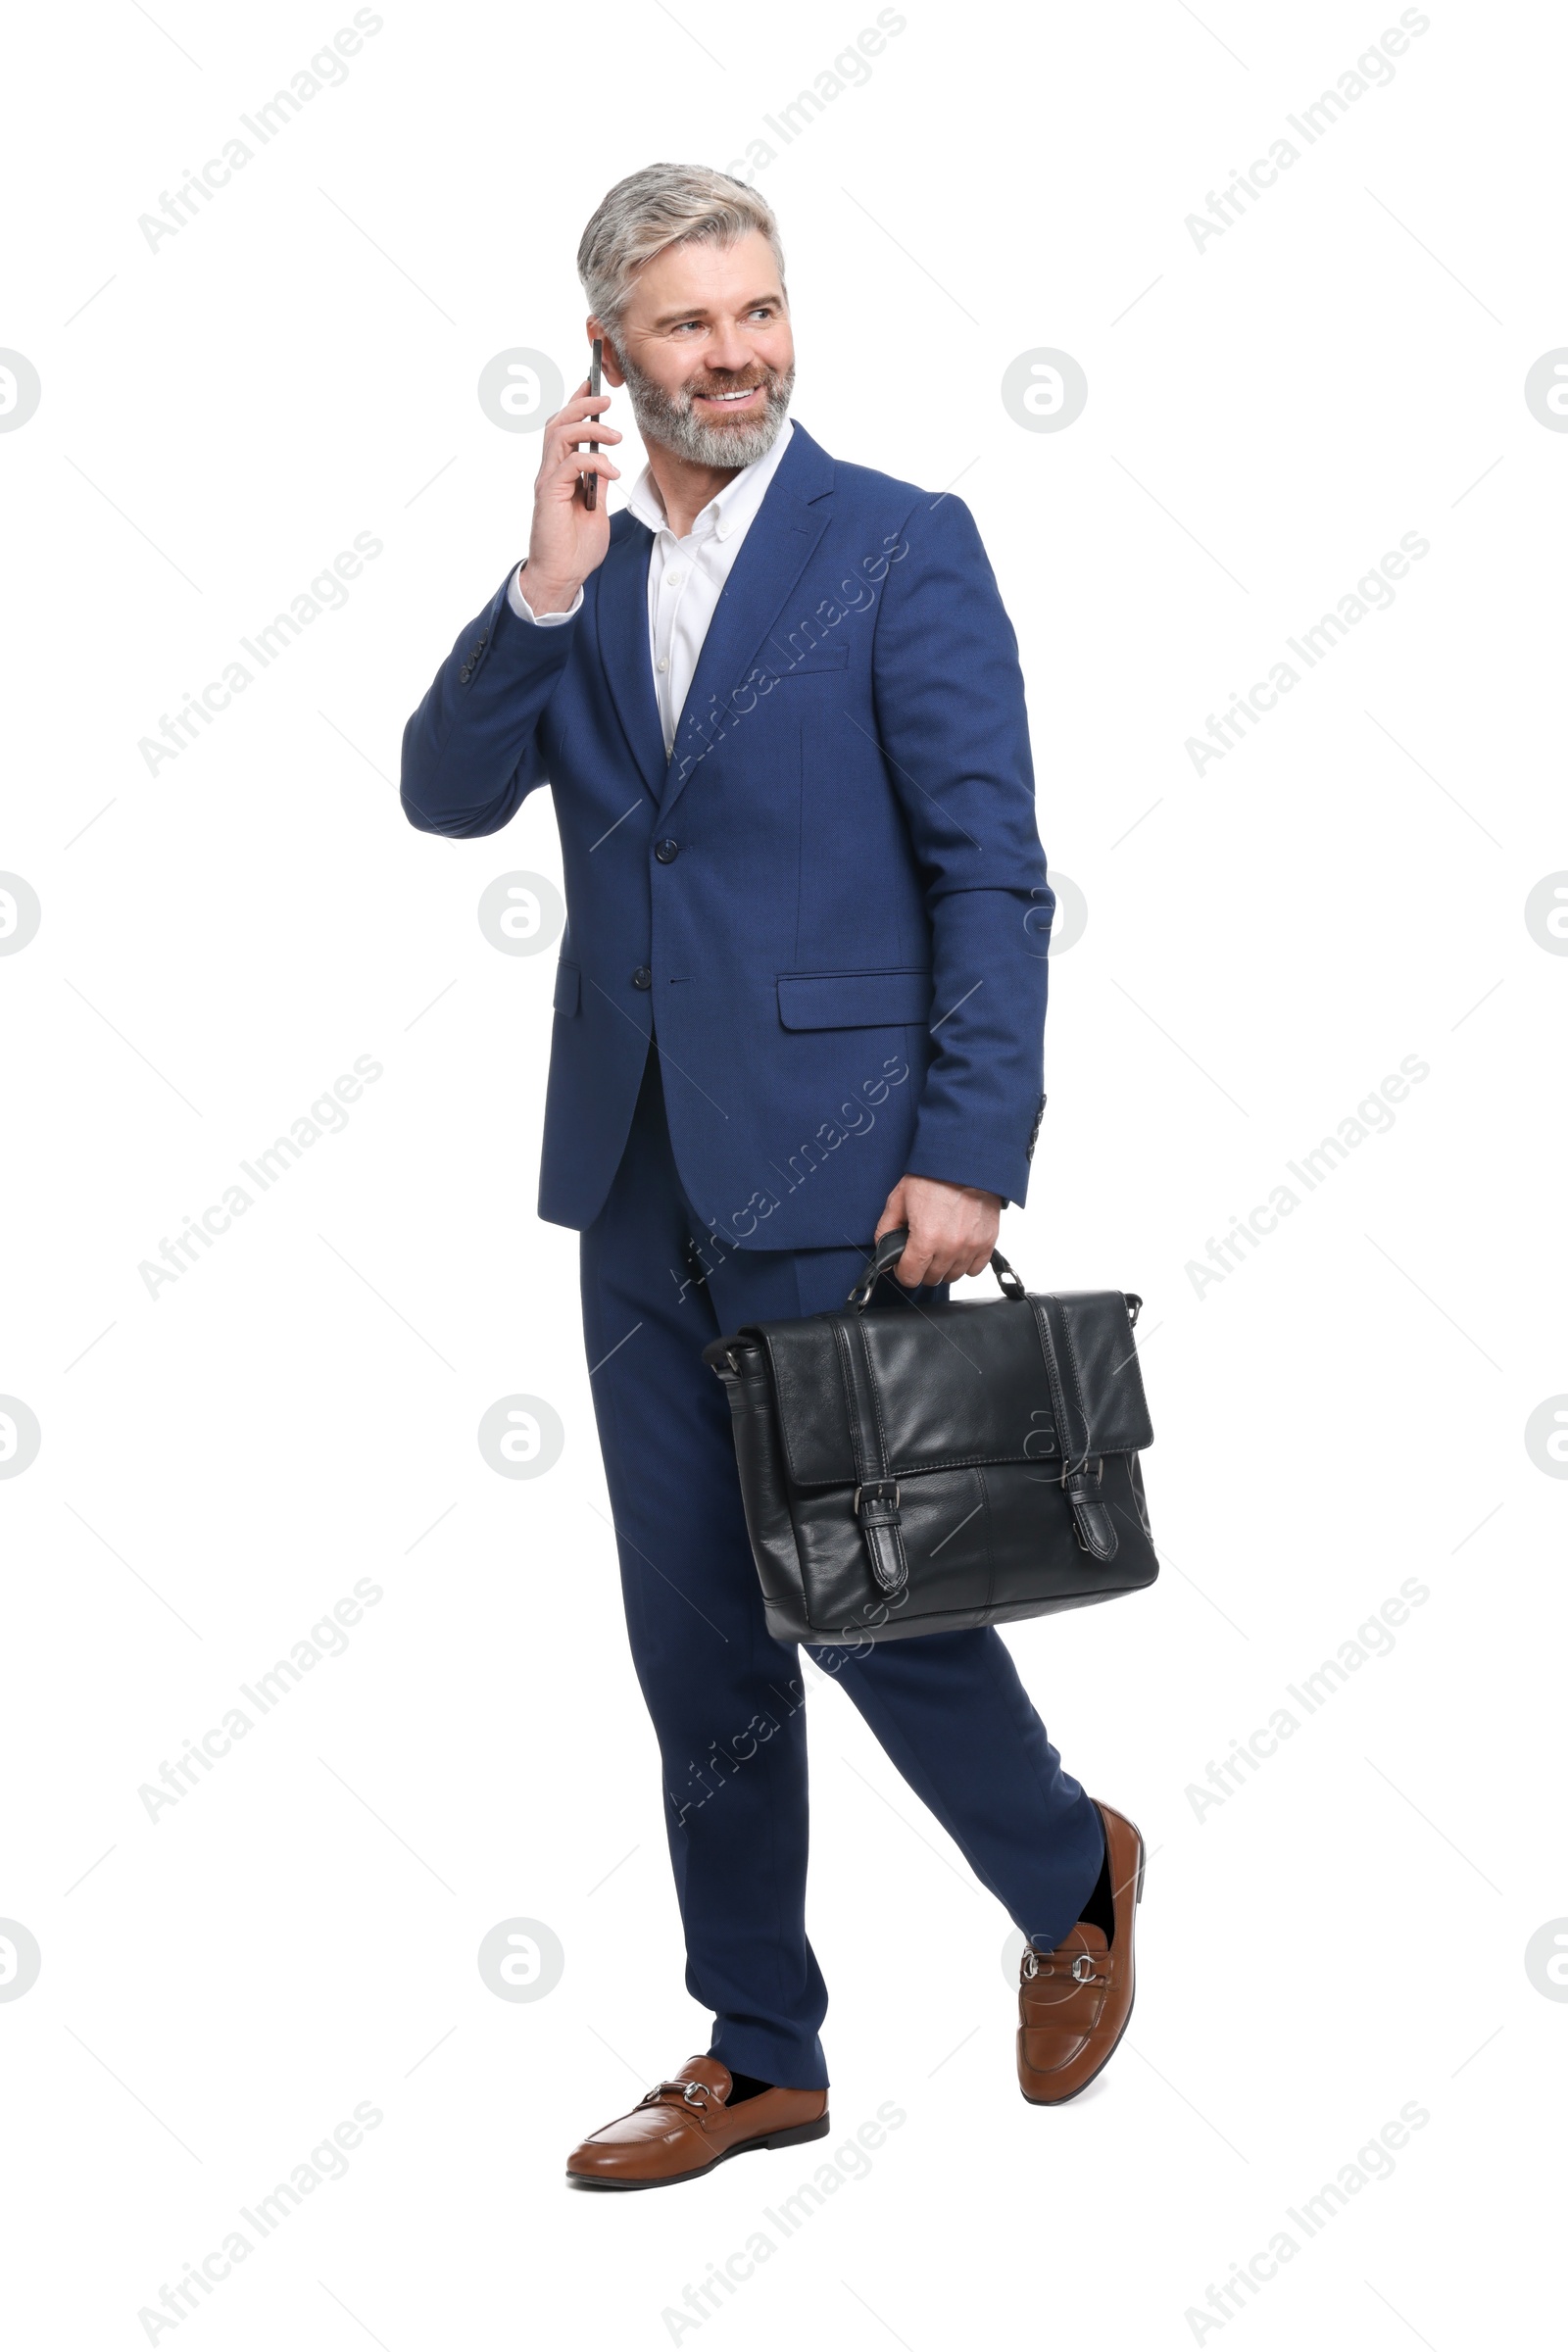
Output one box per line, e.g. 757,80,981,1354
695,383,764,405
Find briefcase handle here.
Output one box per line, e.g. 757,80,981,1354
846,1226,1028,1310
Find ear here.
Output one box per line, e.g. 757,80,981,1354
586,320,626,387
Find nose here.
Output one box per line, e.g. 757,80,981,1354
705,320,753,374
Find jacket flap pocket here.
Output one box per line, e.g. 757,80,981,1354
776,967,931,1031
553,959,580,1016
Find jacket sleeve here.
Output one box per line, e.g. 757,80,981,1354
400,566,577,839
870,491,1053,1207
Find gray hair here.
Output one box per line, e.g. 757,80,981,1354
577,163,786,335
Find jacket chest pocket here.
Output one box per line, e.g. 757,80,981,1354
767,639,851,683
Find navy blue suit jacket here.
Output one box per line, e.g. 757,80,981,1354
400,421,1054,1250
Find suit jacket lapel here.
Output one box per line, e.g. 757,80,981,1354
660,423,836,819
596,514,665,807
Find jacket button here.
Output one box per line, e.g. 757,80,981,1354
655,838,680,862
460,665,471,682
632,966,652,990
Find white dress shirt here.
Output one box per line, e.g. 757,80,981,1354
508,416,795,754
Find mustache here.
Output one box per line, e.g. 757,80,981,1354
682,370,777,402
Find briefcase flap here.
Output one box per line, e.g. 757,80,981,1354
742,1290,1152,1490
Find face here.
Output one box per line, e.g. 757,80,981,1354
593,226,796,468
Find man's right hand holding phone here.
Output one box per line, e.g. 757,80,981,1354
517,380,621,616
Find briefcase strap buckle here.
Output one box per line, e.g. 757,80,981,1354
1059,1458,1119,1564
855,1480,902,1525
1060,1457,1102,1493
853,1481,906,1595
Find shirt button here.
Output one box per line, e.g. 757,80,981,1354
665,567,683,584
655,838,680,863
657,657,668,672
632,966,653,990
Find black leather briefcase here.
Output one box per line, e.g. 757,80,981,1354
702,1229,1158,1646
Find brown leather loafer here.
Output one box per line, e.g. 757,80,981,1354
1017,1799,1146,2105
565,2056,829,2190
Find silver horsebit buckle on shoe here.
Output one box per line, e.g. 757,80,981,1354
1021,1949,1101,1981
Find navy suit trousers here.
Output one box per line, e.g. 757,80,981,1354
579,1043,1104,2090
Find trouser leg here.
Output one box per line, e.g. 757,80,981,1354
578,1048,829,2088
808,1629,1105,1951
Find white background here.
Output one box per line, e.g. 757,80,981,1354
2,1,1564,2345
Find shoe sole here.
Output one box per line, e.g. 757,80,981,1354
1020,1812,1145,2109
566,2112,830,2191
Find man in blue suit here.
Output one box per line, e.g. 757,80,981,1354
401,165,1140,2184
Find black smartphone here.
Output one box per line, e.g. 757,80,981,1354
582,337,604,512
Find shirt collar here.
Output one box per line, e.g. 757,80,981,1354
625,415,795,544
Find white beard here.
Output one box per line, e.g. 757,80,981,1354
615,353,795,470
